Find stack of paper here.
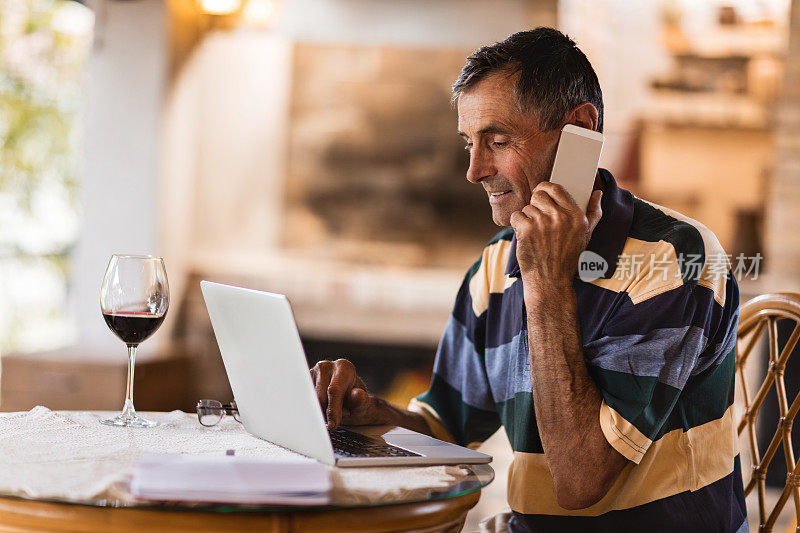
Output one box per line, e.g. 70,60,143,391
131,453,331,505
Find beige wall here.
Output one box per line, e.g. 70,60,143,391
72,0,166,353
639,125,772,251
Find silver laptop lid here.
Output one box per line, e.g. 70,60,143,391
200,281,337,465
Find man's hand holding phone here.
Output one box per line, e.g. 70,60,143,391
510,124,604,291
510,184,602,292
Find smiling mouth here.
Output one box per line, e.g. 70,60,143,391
488,191,511,199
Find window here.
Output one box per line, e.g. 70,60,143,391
0,0,93,353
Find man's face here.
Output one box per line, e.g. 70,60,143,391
457,72,561,226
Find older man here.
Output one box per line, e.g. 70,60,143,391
311,28,746,532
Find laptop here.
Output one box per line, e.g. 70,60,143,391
200,281,492,467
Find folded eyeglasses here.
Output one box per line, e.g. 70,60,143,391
196,399,241,427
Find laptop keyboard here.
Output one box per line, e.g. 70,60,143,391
329,427,421,458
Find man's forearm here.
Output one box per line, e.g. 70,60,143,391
524,280,627,509
376,398,434,437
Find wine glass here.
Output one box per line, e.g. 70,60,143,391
99,254,169,427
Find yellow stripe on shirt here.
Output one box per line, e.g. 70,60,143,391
636,199,730,307
507,405,738,515
468,238,516,317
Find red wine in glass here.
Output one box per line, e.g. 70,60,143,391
102,312,166,346
100,254,169,428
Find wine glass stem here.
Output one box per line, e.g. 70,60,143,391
122,344,137,416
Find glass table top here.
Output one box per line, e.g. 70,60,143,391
0,409,494,512
0,464,494,512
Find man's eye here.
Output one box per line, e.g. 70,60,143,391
464,143,473,151
493,141,507,148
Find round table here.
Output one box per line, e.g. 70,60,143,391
0,409,494,532
0,475,489,532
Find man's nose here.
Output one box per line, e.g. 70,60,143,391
466,145,495,184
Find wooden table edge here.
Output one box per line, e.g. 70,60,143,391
0,489,481,533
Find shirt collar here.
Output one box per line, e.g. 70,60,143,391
504,168,634,279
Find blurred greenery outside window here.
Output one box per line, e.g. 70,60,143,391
0,0,93,353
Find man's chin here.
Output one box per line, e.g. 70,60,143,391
490,198,527,227
491,208,513,228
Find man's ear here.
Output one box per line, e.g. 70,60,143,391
565,103,599,132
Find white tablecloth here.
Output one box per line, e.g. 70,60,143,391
0,407,468,505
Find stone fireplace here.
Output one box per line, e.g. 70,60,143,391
285,44,498,267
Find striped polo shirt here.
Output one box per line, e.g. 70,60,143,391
409,169,747,531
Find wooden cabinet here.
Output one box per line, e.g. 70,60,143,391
0,347,191,413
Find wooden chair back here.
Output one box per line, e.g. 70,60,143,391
736,292,800,531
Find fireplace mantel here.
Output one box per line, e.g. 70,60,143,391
191,248,462,345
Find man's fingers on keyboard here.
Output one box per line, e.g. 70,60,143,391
326,373,353,429
311,361,334,410
347,388,367,408
326,392,341,429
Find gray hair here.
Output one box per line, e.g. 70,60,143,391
452,28,604,133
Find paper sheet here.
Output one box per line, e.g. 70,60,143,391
130,453,331,505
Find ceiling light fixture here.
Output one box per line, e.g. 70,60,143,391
195,0,242,15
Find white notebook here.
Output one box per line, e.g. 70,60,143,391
130,453,331,505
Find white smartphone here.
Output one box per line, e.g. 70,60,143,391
548,124,604,213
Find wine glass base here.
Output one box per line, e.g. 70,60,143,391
100,414,157,428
